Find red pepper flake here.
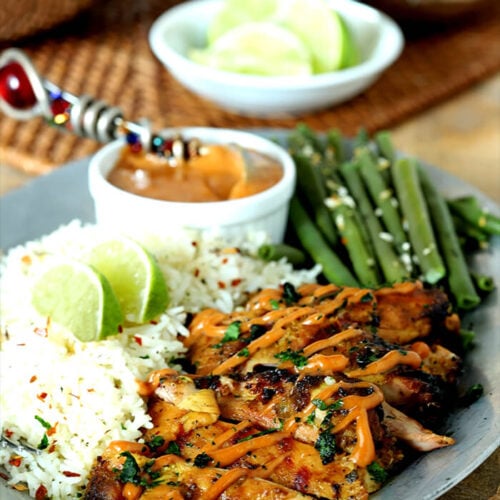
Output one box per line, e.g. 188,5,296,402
231,279,242,287
134,336,143,346
0,472,9,480
34,327,48,338
48,443,57,453
9,456,22,467
191,241,198,247
194,268,200,277
87,388,95,393
21,255,32,265
4,429,13,438
222,258,228,264
35,484,48,500
30,375,37,383
118,325,123,333
37,392,48,401
150,320,158,325
62,471,81,478
47,423,58,436
217,281,226,289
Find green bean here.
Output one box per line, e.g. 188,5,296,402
357,149,408,252
373,130,395,183
470,272,495,295
257,243,306,265
391,158,446,284
289,197,359,287
448,196,500,235
326,128,346,164
374,131,396,164
291,126,382,286
288,123,325,156
293,154,338,246
418,167,480,309
324,192,380,287
340,161,410,284
453,215,490,246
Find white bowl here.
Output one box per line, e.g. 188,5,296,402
88,127,296,243
148,0,404,117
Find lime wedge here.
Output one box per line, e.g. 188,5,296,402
275,0,349,73
190,22,312,76
86,237,169,324
32,260,123,342
208,0,278,44
338,14,360,68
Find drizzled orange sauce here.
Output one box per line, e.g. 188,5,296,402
208,431,289,467
300,353,350,376
201,420,253,453
347,349,422,378
122,483,143,500
203,468,249,500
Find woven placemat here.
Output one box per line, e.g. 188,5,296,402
0,0,499,174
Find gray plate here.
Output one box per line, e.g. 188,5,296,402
1,131,499,499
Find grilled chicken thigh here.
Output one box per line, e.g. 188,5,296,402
85,281,462,499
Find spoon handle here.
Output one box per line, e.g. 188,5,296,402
0,48,201,161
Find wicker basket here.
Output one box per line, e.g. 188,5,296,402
0,0,94,41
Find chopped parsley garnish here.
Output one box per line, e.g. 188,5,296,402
312,398,343,412
194,452,212,468
270,299,280,310
34,415,51,429
306,410,317,425
367,461,388,483
283,282,301,306
237,347,250,357
147,435,166,452
355,348,380,367
315,430,336,464
119,451,141,484
213,321,241,347
37,434,49,450
459,383,484,407
274,348,308,368
360,292,374,303
165,441,180,455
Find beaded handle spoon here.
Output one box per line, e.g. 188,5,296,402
0,48,202,164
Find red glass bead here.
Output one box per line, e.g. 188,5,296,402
50,96,70,116
0,61,37,110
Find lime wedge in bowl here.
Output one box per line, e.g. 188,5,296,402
191,21,313,76
32,260,123,342
275,0,357,72
208,0,279,43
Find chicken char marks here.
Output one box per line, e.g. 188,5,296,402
85,281,460,499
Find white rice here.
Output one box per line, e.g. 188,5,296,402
0,220,319,499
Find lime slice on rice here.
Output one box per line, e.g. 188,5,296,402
275,0,354,73
190,21,313,76
32,260,123,342
208,0,279,44
86,237,169,324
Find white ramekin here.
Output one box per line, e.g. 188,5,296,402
88,127,296,243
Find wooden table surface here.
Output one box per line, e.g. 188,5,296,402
0,74,499,499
